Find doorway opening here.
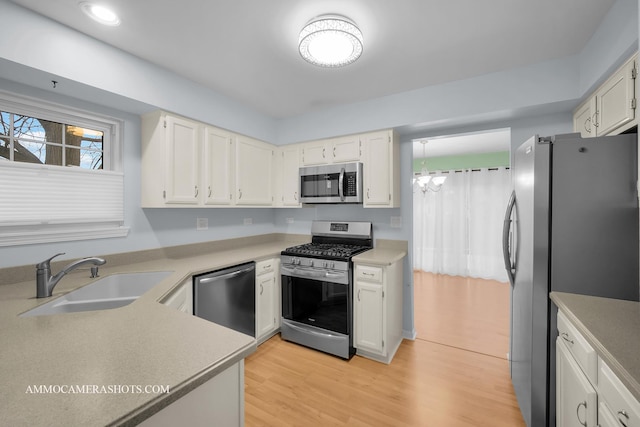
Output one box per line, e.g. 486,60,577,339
412,128,511,359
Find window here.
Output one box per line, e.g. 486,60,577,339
1,112,105,169
0,90,128,246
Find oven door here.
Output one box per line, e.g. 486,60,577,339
281,271,350,334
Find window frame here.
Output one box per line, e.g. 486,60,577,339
0,89,128,246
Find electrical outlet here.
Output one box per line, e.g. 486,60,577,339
390,216,402,228
243,218,253,225
286,217,294,224
196,217,208,230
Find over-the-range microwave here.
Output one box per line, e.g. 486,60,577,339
299,162,363,204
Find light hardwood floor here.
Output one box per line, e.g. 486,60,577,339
244,271,524,426
413,271,511,359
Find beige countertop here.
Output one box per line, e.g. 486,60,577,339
0,236,303,427
550,291,640,402
353,239,408,265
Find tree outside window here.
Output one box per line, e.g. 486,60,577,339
0,111,103,170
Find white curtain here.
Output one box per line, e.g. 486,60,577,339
413,168,511,282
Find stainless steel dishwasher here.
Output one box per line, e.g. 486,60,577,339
193,262,255,338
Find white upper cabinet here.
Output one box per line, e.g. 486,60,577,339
235,136,274,206
300,141,329,166
276,145,301,207
573,100,592,138
142,111,274,208
362,130,400,208
203,126,234,206
331,135,361,163
300,135,361,166
142,111,398,209
574,53,637,137
164,115,200,204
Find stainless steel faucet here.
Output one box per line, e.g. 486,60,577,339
36,253,106,298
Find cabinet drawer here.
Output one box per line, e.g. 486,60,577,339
598,359,640,427
256,259,275,276
355,265,382,283
557,311,597,384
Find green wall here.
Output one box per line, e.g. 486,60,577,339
413,151,510,173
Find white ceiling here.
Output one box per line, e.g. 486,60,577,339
413,129,511,158
9,0,615,120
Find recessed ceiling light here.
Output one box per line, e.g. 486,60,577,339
80,2,121,26
298,15,363,67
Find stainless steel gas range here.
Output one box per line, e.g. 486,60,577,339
280,220,373,359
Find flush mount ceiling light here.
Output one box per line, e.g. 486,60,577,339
80,2,121,26
298,15,363,67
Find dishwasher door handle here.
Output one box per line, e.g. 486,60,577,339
197,265,254,283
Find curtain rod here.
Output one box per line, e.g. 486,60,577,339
419,166,510,175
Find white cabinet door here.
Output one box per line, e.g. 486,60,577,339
162,278,193,315
235,137,273,206
331,135,361,163
598,402,622,427
363,130,396,207
257,272,276,339
594,57,636,136
573,100,593,138
164,115,200,204
280,145,300,206
203,126,234,205
354,281,384,354
301,141,329,166
556,338,597,427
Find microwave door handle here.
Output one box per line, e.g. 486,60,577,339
339,167,345,201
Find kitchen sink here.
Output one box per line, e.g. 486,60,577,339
20,271,173,317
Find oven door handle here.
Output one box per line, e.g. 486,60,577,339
283,319,346,339
281,265,325,279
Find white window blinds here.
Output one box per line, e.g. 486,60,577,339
0,162,127,246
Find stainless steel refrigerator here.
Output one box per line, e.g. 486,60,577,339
502,132,639,427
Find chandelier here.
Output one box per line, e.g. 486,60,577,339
298,15,363,67
413,140,447,193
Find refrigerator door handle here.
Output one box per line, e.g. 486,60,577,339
502,190,517,285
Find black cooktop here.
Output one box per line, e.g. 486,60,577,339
282,242,370,260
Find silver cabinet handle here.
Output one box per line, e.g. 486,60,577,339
263,264,271,270
576,401,587,427
561,332,574,345
208,186,212,197
260,284,263,295
584,117,591,133
363,272,374,277
592,111,599,128
357,289,361,301
194,185,198,197
238,189,242,199
322,148,325,158
618,410,629,427
333,146,336,158
366,188,370,199
294,191,298,201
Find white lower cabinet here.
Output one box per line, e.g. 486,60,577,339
138,360,244,427
255,258,280,343
353,257,404,364
162,278,193,315
556,337,597,427
598,358,640,427
556,310,640,427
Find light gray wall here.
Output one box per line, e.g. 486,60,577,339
0,0,637,333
